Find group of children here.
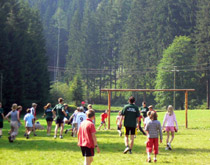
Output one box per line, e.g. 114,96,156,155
0,99,178,164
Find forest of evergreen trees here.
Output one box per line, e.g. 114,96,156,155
1,0,210,110
0,0,49,111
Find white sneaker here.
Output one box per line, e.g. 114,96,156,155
165,146,169,150
123,147,130,154
54,135,57,139
168,143,172,150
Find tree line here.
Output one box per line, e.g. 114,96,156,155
1,0,210,110
0,0,49,112
26,0,210,109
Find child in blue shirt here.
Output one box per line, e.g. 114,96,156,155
24,109,34,139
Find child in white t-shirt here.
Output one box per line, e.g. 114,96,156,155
24,108,34,139
75,107,86,132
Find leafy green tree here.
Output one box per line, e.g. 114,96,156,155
155,36,198,109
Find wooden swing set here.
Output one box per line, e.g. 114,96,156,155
101,89,195,129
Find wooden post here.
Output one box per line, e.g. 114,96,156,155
108,91,111,129
185,91,188,128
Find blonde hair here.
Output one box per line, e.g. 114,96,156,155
88,104,92,110
44,103,51,110
11,103,18,111
167,105,174,116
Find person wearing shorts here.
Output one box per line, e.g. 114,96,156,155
52,98,67,139
97,110,108,130
162,105,178,150
24,108,34,139
30,103,37,136
5,103,21,142
119,96,140,154
0,102,4,138
78,109,100,165
43,103,53,135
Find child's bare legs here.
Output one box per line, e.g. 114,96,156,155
32,122,36,135
47,121,52,134
169,131,174,144
97,124,102,130
103,123,106,129
166,131,170,144
0,129,2,136
27,128,32,135
73,124,78,137
84,156,93,165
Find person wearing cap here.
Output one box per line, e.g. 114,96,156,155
75,107,87,135
30,103,37,136
81,101,88,113
52,98,67,139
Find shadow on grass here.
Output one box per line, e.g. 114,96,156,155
0,138,80,151
165,147,210,154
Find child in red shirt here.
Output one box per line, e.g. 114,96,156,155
78,109,100,165
97,110,108,130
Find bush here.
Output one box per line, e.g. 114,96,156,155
50,81,71,104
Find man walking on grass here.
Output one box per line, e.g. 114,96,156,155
119,96,140,154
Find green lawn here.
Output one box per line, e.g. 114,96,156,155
0,110,210,164
92,104,122,111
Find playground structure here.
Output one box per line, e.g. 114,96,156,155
101,89,195,129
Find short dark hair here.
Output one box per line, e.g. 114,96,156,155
149,111,157,120
86,109,95,118
129,96,135,104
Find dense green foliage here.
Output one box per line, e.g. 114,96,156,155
1,0,210,109
0,0,50,111
155,36,199,109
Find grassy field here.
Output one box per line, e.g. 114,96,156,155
91,104,122,111
0,110,210,165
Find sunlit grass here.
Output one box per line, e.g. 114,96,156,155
0,110,210,164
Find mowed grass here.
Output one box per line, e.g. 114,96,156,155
0,110,210,165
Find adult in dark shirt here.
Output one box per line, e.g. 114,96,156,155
52,98,67,139
119,96,140,154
